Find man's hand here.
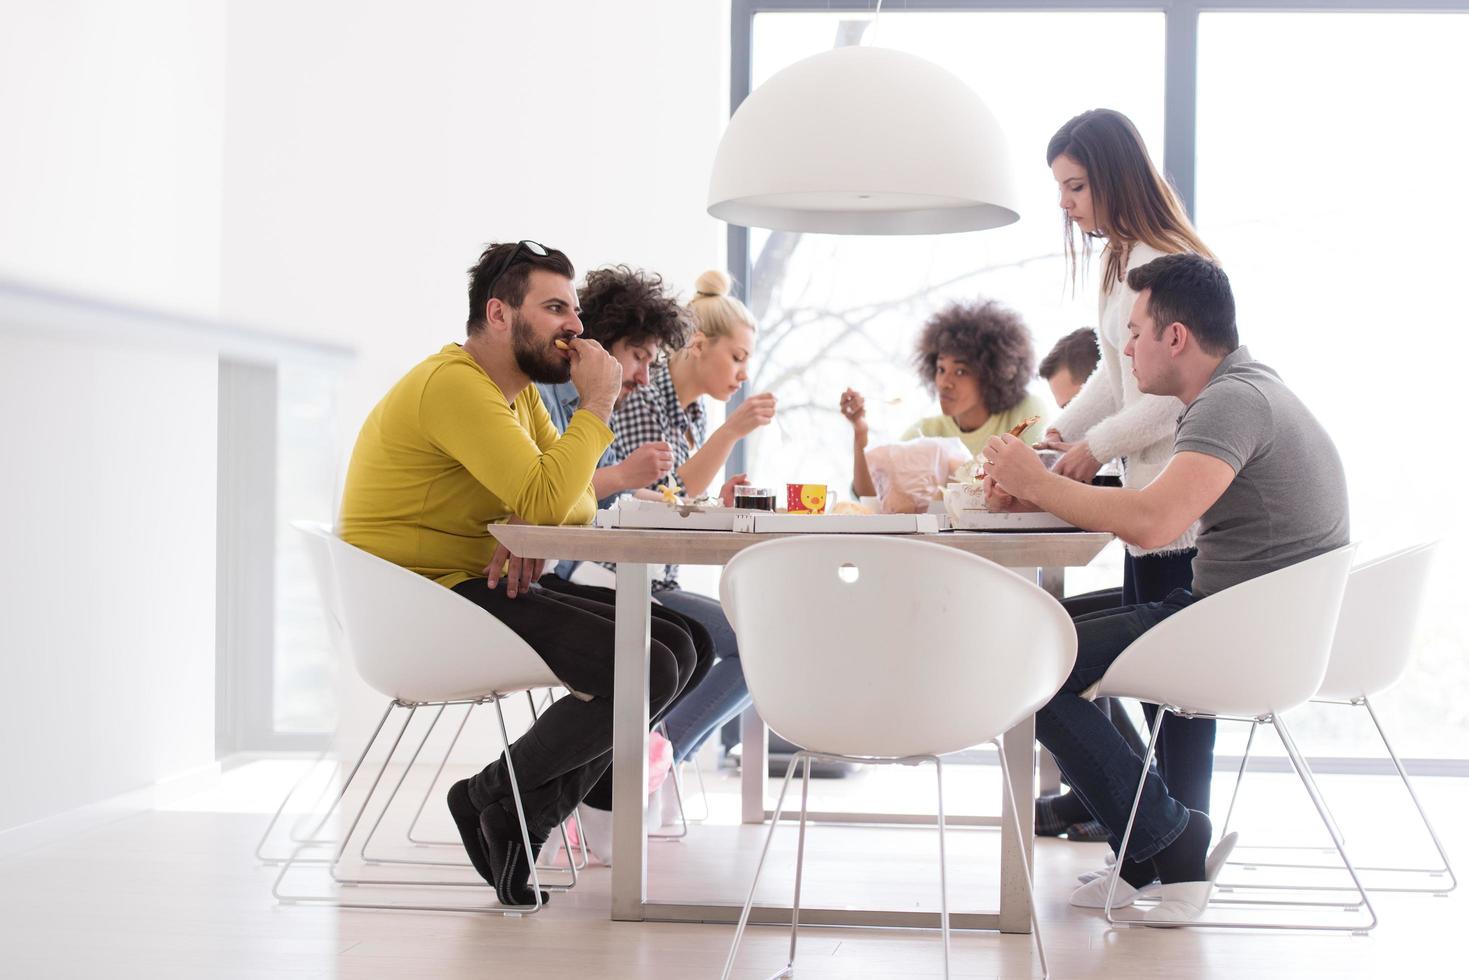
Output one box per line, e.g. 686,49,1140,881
718,472,750,508
723,392,777,439
1050,440,1103,483
618,441,675,489
839,388,869,446
567,338,623,421
483,516,544,599
982,474,1043,513
982,433,1050,501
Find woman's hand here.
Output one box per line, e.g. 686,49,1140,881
724,392,777,439
839,388,869,446
1051,441,1103,483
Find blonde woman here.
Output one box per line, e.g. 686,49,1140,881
1040,108,1219,822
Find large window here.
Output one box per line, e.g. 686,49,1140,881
745,9,1165,596
736,2,1469,768
1196,10,1469,760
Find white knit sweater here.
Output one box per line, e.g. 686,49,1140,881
1052,242,1199,557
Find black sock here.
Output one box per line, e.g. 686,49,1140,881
1152,809,1212,885
446,779,495,886
1036,791,1091,836
480,800,549,907
1119,856,1157,889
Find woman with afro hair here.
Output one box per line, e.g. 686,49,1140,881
840,298,1048,499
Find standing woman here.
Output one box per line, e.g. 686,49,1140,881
1040,108,1219,817
608,268,776,774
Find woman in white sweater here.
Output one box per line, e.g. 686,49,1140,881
1039,108,1220,820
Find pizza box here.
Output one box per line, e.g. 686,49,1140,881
945,509,1079,532
732,511,942,534
595,498,738,531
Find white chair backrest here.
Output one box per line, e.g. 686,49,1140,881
1316,540,1439,702
298,524,557,704
1095,543,1357,718
293,521,347,658
719,535,1077,759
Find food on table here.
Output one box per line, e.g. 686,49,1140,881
659,480,681,505
1008,415,1041,439
830,500,875,516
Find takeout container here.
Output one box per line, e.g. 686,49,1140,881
943,482,987,523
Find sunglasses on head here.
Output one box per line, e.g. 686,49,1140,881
485,239,553,304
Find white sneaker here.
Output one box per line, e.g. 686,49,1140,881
575,803,615,866
1143,832,1238,927
1069,874,1157,909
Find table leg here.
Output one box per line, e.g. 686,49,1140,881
739,703,767,824
1035,566,1066,797
611,562,652,922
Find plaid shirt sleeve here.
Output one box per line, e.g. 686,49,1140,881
608,385,668,485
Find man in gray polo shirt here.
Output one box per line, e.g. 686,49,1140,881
983,253,1348,925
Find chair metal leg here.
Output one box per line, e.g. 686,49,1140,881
404,701,477,845
1219,719,1257,842
1274,717,1377,932
650,722,689,841
1115,713,1377,931
1224,695,1453,895
1104,705,1166,925
1361,697,1457,893
720,754,803,980
994,740,1048,980
272,697,549,914
785,753,812,976
257,701,396,864
493,697,546,911
933,754,951,980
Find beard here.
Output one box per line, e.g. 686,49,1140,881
511,311,571,384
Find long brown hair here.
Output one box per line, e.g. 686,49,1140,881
1046,109,1215,292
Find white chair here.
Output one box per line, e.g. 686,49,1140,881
717,536,1077,980
1219,540,1454,894
272,522,570,913
1089,544,1377,931
262,524,582,880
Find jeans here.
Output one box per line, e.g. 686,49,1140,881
451,576,711,835
1124,549,1216,814
534,574,716,810
653,586,751,764
1035,589,1199,862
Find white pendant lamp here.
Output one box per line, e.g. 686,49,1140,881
707,45,1019,235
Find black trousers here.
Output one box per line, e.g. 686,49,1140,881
451,576,713,835
1124,549,1216,814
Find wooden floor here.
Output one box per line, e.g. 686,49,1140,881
0,757,1462,979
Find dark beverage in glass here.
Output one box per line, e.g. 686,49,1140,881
733,486,777,511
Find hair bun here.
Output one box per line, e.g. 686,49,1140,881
693,268,732,298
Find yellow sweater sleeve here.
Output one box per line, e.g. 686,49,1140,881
418,362,611,526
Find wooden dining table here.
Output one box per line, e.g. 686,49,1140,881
490,522,1111,934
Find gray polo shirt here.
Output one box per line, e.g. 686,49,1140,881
1173,346,1349,597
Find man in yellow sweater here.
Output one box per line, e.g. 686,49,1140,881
339,241,709,907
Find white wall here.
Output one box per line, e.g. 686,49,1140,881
0,0,227,318
220,0,729,445
219,0,731,735
0,0,731,831
0,321,218,833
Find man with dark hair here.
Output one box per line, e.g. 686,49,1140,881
1039,327,1101,409
983,253,1348,924
338,241,711,907
536,265,693,504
